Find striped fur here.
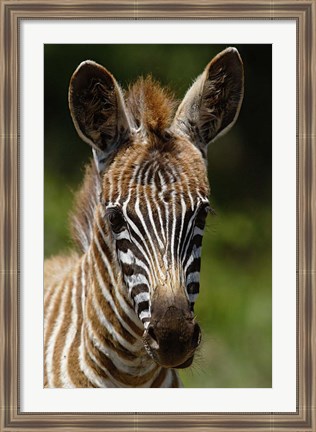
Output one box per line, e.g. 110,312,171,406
44,47,244,387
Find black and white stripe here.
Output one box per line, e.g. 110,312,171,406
103,161,210,327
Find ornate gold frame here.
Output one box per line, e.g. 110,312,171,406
1,1,315,430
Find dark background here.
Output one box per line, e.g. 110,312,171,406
44,44,272,387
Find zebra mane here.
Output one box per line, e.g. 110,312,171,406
126,75,177,133
70,77,177,252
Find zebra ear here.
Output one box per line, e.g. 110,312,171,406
171,47,244,159
69,60,131,172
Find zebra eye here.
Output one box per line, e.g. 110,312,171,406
107,208,126,233
196,205,209,226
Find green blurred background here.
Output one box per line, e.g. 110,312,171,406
44,44,272,388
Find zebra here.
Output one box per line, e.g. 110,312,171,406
44,47,244,388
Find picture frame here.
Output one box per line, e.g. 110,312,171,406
0,0,315,431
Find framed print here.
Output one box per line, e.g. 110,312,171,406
43,42,272,393
1,1,315,431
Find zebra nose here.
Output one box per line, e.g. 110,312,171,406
144,306,201,368
146,325,160,350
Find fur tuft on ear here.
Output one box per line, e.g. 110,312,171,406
171,47,244,159
68,61,131,172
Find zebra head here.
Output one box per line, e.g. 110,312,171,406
69,48,244,369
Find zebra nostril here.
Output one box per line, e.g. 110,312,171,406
148,325,157,342
147,325,159,350
192,323,201,348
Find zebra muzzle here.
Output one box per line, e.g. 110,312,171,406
143,305,201,369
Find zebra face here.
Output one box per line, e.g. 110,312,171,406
102,145,210,368
69,48,244,374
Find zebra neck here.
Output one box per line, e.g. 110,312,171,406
81,252,170,386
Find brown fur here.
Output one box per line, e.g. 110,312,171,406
126,75,177,132
44,252,79,292
69,162,99,252
52,282,73,387
102,136,209,207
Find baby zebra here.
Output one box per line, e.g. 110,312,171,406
44,47,244,388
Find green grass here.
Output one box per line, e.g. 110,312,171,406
45,173,272,388
44,171,77,257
